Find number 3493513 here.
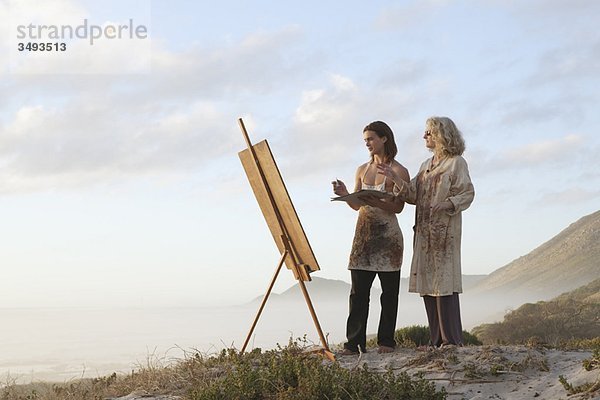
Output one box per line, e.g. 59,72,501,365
18,42,67,51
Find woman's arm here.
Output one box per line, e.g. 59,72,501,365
377,163,418,205
362,163,410,213
445,156,475,215
332,165,365,211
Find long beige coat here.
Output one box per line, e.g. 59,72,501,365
396,155,474,296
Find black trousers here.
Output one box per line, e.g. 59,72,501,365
344,269,401,352
423,292,463,346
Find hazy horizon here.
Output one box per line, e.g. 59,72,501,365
0,287,524,384
1,270,592,384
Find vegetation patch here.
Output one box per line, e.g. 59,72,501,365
582,347,600,371
366,325,481,348
1,338,447,400
558,375,598,396
472,279,600,346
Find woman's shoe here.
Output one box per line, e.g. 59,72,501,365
340,348,360,356
377,345,395,354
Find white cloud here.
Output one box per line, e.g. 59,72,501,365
292,74,362,128
294,89,326,124
471,133,590,180
502,134,583,165
538,187,600,205
374,1,449,31
279,73,430,183
376,59,428,89
331,74,356,91
145,25,305,101
500,0,600,28
526,40,600,87
0,99,238,192
0,21,311,193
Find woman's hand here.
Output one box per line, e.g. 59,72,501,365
376,163,402,184
431,201,454,213
332,179,349,196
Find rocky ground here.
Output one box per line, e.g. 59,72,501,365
335,345,599,400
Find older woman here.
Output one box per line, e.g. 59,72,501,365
378,116,474,347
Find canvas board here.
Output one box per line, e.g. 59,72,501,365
239,140,319,281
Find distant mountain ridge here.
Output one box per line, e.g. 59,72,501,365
470,210,600,301
251,275,488,304
247,210,600,328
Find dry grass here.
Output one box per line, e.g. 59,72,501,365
0,345,223,399
473,279,600,346
1,339,446,400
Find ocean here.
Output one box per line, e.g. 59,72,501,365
3,292,478,384
0,301,355,384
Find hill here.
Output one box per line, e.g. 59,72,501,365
251,274,488,303
469,209,600,302
472,278,600,345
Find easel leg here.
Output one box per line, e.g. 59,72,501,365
241,250,288,354
297,279,336,361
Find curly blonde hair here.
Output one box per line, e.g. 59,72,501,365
426,116,465,157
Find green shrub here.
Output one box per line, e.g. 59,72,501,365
559,375,595,395
463,330,483,346
367,325,481,348
557,337,600,351
583,347,600,371
191,339,447,400
472,280,600,346
394,325,431,347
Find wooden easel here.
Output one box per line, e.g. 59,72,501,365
238,118,335,361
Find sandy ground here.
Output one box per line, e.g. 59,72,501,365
334,345,600,400
108,345,599,400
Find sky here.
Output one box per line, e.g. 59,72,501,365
0,0,599,308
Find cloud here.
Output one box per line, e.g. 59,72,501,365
537,187,600,206
0,99,239,193
283,74,364,175
293,74,360,126
0,16,312,193
270,72,432,184
500,0,600,26
145,25,305,101
474,134,586,176
2,0,598,203
1,24,307,117
526,39,600,87
502,134,583,165
376,59,429,89
374,1,450,31
496,99,583,129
